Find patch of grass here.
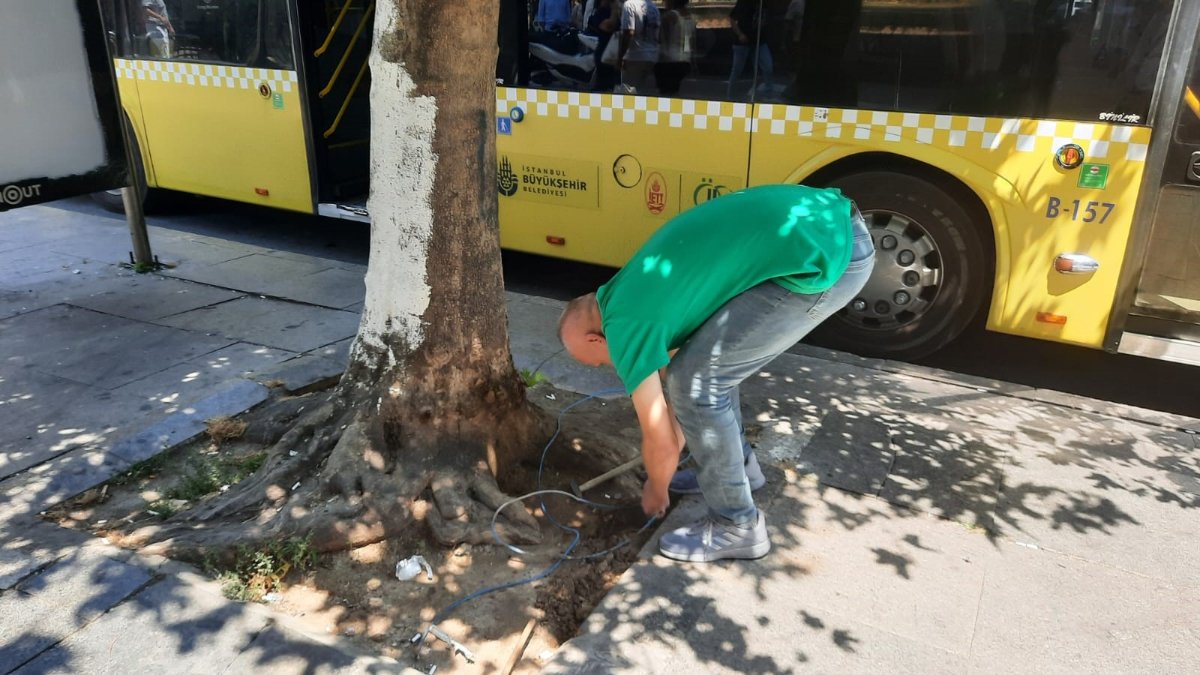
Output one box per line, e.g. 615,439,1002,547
520,368,549,388
205,537,318,602
164,452,266,502
206,416,248,446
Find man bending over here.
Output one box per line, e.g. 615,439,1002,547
558,184,876,562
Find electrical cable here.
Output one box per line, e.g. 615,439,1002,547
430,387,656,625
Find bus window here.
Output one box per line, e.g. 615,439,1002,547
130,0,262,65
523,0,751,103
772,0,1174,124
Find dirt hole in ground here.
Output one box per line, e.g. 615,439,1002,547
44,383,654,673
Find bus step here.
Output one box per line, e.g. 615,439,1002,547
318,199,370,223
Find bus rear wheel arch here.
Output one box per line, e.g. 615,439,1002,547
809,169,993,361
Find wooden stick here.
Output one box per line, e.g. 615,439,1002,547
576,456,643,494
501,618,538,675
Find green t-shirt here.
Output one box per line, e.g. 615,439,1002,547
596,184,854,393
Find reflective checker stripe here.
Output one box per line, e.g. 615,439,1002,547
114,59,298,94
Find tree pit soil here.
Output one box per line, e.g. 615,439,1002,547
44,384,654,673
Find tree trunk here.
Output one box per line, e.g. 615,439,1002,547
141,0,550,557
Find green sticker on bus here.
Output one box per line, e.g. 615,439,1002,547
1078,163,1109,189
272,92,284,110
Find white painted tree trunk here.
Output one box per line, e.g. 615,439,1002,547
351,0,439,375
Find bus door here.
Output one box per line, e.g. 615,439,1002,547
297,0,372,216
1118,7,1200,366
110,0,314,212
495,0,755,268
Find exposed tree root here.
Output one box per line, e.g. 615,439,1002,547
142,384,548,559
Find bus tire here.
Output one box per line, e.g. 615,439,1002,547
810,171,990,360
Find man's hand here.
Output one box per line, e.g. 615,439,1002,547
631,373,684,519
642,479,669,519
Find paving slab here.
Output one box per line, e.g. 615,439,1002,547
0,446,135,521
105,379,270,467
546,480,992,673
0,548,153,670
154,296,359,353
0,370,157,481
879,418,1009,530
111,342,294,414
0,267,145,321
0,305,234,389
0,206,113,250
160,252,332,301
35,226,148,265
791,411,894,496
0,286,64,322
0,548,56,590
969,540,1200,673
250,353,345,393
0,247,106,288
0,380,268,519
63,274,244,322
14,576,269,674
257,265,365,309
305,336,355,363
991,435,1200,586
150,234,257,268
753,482,994,656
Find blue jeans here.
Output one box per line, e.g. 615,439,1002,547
665,211,876,525
727,44,774,98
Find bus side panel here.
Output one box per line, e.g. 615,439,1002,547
496,88,752,269
748,105,1151,349
115,61,312,213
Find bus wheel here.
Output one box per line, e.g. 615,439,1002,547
812,171,990,360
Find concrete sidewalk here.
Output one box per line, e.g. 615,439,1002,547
1,204,1198,673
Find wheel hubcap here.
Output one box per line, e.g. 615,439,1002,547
841,210,943,331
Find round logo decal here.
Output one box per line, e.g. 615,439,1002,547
1054,144,1085,170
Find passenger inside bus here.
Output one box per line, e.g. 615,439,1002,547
655,0,696,96
141,0,174,58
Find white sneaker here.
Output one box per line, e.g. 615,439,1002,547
658,510,771,562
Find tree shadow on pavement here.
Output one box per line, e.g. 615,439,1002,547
541,351,1200,673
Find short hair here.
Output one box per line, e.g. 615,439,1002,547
558,293,596,343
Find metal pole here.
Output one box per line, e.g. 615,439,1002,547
121,181,153,267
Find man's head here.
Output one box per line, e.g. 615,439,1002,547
558,292,611,367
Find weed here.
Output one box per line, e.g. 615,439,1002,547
164,452,266,502
207,537,318,602
206,416,248,446
520,368,549,388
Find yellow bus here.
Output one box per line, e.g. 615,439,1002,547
98,0,1200,365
